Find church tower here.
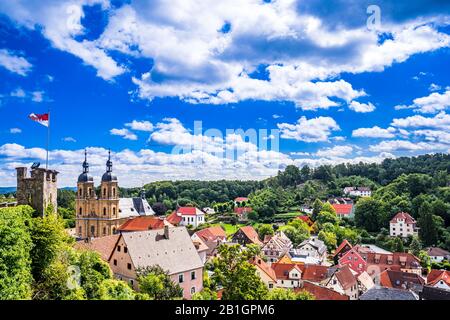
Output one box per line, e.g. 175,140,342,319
75,150,94,238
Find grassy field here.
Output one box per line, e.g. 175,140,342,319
211,223,245,236
273,212,301,219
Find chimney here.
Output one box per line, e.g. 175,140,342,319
164,225,170,239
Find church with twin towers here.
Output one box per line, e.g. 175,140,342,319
75,150,155,239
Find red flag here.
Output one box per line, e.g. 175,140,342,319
29,113,49,127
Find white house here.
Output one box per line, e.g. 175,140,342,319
167,207,205,228
343,187,372,197
426,247,450,263
390,212,419,238
294,237,327,265
325,265,359,300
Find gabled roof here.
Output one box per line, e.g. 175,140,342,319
302,264,330,283
175,206,204,216
118,197,155,218
334,239,352,257
271,263,303,280
250,257,277,282
120,227,204,275
74,234,119,261
195,226,227,242
331,203,353,216
360,286,418,300
332,265,357,290
297,281,349,300
426,247,450,257
363,252,421,271
297,237,327,255
427,270,450,287
238,226,262,245
234,207,253,215
118,216,165,232
262,231,292,250
390,212,416,224
378,270,425,290
192,237,209,253
234,197,249,202
166,211,182,225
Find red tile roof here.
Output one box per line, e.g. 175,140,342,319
118,216,165,232
390,212,416,224
379,270,425,290
239,226,262,245
296,281,349,300
250,257,277,282
302,264,330,283
166,211,182,225
427,270,450,287
195,226,227,242
271,263,302,280
334,265,357,290
176,206,203,216
234,207,253,215
363,252,421,274
296,215,313,226
235,197,249,202
331,204,353,216
74,234,119,261
334,239,352,257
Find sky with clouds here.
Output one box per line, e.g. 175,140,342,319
0,0,449,187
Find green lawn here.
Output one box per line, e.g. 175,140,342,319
211,223,245,236
273,212,301,219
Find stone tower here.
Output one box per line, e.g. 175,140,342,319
16,165,58,216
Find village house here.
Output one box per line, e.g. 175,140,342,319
357,271,375,294
325,265,359,300
360,286,419,300
363,252,422,276
343,187,372,197
389,212,419,238
333,239,353,264
330,203,354,218
74,234,120,261
202,207,215,214
191,226,227,256
192,237,209,264
271,263,303,288
426,270,450,291
262,231,293,263
166,206,205,228
292,237,327,265
250,257,277,289
234,197,249,205
426,247,450,263
117,216,167,232
377,270,425,291
295,281,349,300
231,225,262,246
338,247,367,275
108,226,204,299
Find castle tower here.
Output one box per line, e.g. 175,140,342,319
16,165,58,216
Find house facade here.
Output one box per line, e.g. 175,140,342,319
167,207,205,228
325,265,359,300
191,226,227,256
343,187,372,197
262,231,293,263
250,257,277,289
338,248,367,275
295,237,327,264
108,226,204,299
426,247,450,263
231,226,262,246
389,212,419,238
427,270,450,291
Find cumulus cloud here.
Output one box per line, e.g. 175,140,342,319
352,126,396,138
277,116,340,142
10,128,22,134
368,140,447,152
110,128,138,140
315,145,353,158
63,137,76,142
391,111,450,129
0,49,32,76
125,120,154,132
394,89,450,113
348,101,376,113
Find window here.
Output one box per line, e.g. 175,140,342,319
130,279,134,286
191,271,196,280
191,287,196,294
117,245,121,252
90,226,95,235
103,208,107,215
127,263,132,270
103,188,106,197
113,259,117,266
79,189,82,197
269,284,273,289
113,188,116,197
179,274,184,283
103,227,106,235
124,247,128,253
79,226,82,235
113,207,116,216
79,207,83,215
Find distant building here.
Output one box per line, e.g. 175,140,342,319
16,165,58,215
202,207,215,214
331,203,354,218
250,257,277,289
426,247,450,263
262,231,293,263
293,237,327,265
325,265,359,300
234,197,249,204
377,270,425,291
117,216,167,232
338,248,367,275
295,281,349,300
192,226,227,256
166,206,205,228
75,151,154,239
343,187,372,197
333,239,353,264
109,226,204,299
363,252,422,277
389,212,419,238
427,270,450,291
359,286,419,300
231,226,262,246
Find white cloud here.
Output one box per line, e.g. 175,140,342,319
110,128,138,140
0,49,32,76
429,83,441,92
63,137,76,142
348,101,376,113
391,112,450,129
125,120,154,132
315,145,353,158
10,128,21,134
352,126,396,138
368,140,447,152
394,89,450,113
10,88,26,98
277,116,340,142
32,91,44,102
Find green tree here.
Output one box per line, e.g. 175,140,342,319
192,288,218,300
316,210,338,226
418,250,432,273
409,236,422,256
318,230,337,251
210,244,268,300
311,199,323,221
249,188,279,217
393,237,405,252
354,198,384,232
256,224,274,240
137,265,183,300
77,250,113,299
418,202,439,246
98,279,136,300
0,206,34,299
283,219,310,246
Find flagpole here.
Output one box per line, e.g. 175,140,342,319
46,108,50,170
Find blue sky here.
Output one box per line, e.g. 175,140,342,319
0,0,449,187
